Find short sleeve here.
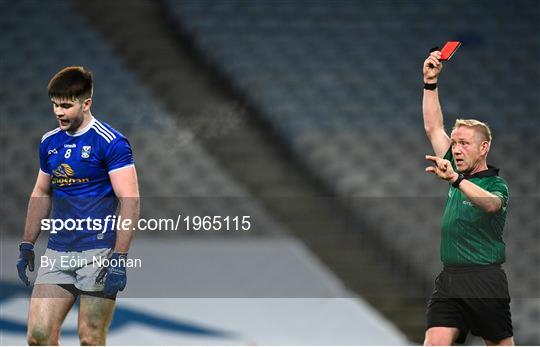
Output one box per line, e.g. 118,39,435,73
39,141,51,175
489,178,509,213
105,138,134,173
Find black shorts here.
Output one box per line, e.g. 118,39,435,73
58,284,116,300
426,264,513,344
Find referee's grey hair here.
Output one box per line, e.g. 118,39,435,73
452,119,492,142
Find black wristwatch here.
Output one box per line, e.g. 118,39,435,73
452,173,465,188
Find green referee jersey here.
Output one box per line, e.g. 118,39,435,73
440,149,509,265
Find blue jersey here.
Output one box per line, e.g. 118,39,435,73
39,117,134,251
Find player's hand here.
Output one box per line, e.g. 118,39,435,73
425,155,458,182
423,51,443,83
16,242,35,286
96,252,127,298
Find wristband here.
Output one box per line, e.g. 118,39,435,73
19,242,34,251
424,82,437,90
452,173,465,188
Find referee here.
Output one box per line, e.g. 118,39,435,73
421,51,514,345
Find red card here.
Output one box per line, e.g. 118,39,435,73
440,41,461,60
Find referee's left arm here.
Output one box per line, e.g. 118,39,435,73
449,173,503,213
426,155,503,214
110,165,140,253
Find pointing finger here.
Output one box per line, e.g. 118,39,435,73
425,155,439,162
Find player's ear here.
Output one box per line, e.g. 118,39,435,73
82,98,92,112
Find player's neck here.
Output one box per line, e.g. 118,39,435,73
67,113,94,135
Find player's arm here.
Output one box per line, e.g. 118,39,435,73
17,170,52,285
96,165,139,297
109,165,139,253
22,170,52,243
423,51,451,158
425,155,503,213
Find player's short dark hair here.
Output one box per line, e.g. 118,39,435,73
48,66,93,101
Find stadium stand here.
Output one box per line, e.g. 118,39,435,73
161,0,540,344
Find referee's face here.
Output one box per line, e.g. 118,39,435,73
51,97,87,133
450,126,485,174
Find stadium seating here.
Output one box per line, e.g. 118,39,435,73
162,0,540,343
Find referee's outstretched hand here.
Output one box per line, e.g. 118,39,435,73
425,155,456,181
16,242,35,286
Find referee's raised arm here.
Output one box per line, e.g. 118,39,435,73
422,51,451,158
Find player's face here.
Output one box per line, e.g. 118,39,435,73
450,126,488,174
51,97,88,132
